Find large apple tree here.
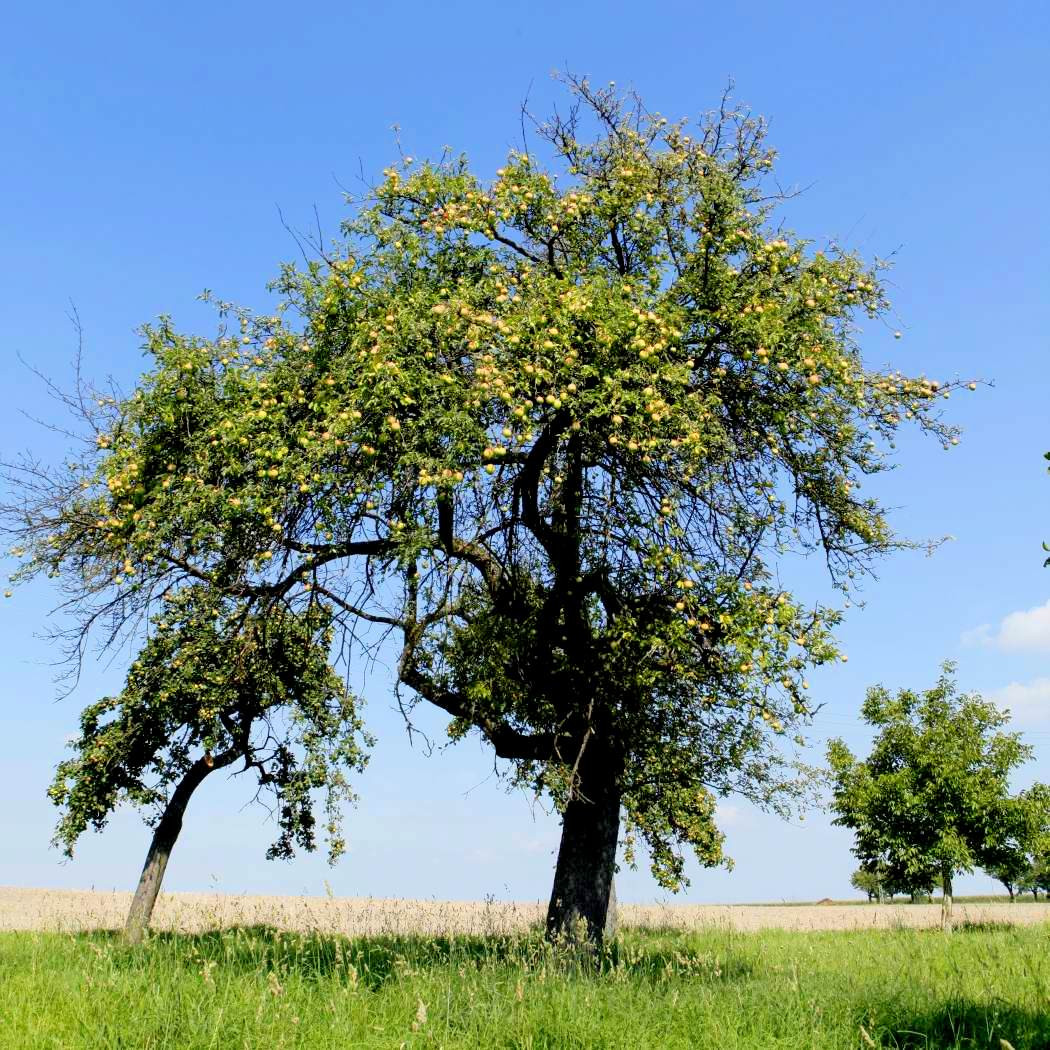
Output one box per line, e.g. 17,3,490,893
4,77,967,944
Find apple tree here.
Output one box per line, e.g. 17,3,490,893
48,588,369,943
4,77,970,945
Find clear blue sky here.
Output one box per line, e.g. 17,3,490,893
2,0,1049,904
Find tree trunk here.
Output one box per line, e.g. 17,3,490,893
545,755,621,948
940,870,953,930
124,750,235,945
605,876,618,942
1007,884,1015,902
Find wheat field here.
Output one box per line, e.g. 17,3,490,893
5,886,1050,935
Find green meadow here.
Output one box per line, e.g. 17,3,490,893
2,922,1049,1049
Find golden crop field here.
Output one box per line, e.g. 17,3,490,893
5,886,1050,936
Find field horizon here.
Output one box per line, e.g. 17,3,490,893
6,886,1050,937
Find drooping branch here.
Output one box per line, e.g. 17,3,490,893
398,661,559,761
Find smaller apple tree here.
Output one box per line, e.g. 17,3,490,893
49,586,370,943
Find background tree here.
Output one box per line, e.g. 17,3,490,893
4,77,968,945
828,664,1038,926
981,785,1050,901
49,587,369,943
1017,855,1050,900
986,859,1023,901
850,865,887,903
893,868,938,904
850,850,937,903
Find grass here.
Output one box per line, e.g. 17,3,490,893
2,922,1049,1048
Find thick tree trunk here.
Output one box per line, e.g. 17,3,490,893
940,870,953,930
124,751,234,945
545,757,621,948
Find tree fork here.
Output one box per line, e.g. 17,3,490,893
124,749,237,945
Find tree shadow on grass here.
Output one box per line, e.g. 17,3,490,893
949,920,1020,934
87,925,754,990
100,926,451,990
869,1000,1050,1049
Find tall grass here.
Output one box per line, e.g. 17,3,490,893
2,923,1048,1048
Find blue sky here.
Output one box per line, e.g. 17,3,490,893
2,0,1049,905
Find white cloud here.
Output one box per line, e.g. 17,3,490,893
986,678,1050,726
961,600,1050,652
998,602,1050,650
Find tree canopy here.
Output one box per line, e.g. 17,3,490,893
849,866,885,902
828,664,1043,922
981,783,1050,900
46,587,370,940
50,589,368,865
3,77,969,942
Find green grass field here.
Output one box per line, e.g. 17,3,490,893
2,923,1048,1049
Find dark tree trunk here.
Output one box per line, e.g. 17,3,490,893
940,869,953,930
124,750,235,945
545,754,622,947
